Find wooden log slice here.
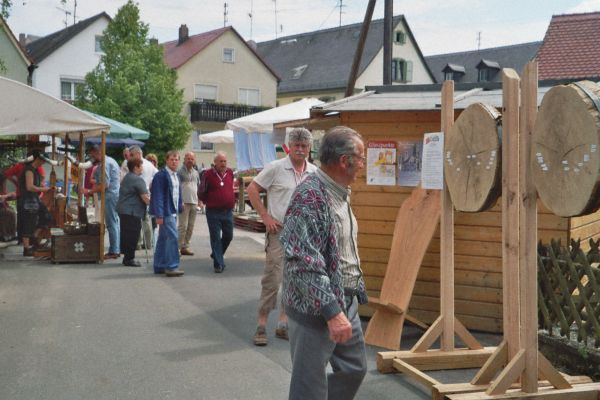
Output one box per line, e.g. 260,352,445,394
445,103,502,212
532,81,600,217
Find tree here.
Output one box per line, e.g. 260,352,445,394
1,0,11,19
76,0,190,159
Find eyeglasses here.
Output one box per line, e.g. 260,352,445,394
346,153,366,163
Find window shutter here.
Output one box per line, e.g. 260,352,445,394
406,61,413,82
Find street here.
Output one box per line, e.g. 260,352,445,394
0,215,499,400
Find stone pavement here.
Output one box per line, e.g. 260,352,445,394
0,213,501,400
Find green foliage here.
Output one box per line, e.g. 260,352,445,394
1,0,12,19
76,0,190,158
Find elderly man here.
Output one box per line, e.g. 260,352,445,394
248,128,317,346
198,152,235,273
85,145,121,259
128,145,158,249
150,150,184,277
177,152,200,256
281,126,368,400
120,147,131,181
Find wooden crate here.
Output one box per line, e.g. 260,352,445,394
51,234,100,263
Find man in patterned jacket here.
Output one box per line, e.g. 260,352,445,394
280,126,368,400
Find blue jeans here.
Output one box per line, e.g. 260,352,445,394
206,208,233,269
153,214,180,273
105,192,120,254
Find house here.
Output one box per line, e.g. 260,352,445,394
163,25,279,169
425,42,541,84
536,12,600,81
256,15,435,105
25,12,110,101
0,16,32,84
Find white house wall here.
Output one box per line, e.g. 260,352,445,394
31,17,108,98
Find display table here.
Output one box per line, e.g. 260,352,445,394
51,234,100,263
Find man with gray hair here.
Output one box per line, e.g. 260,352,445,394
248,128,317,346
177,152,200,256
281,126,368,400
128,145,158,249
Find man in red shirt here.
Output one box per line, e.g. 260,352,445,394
198,152,235,273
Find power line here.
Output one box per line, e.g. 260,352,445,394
317,2,338,30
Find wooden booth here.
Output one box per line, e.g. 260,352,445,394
0,77,111,264
309,83,600,334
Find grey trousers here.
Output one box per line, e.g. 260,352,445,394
288,296,367,400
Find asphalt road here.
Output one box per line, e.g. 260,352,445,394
0,215,500,400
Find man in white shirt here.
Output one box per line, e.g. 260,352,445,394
247,128,317,346
129,145,158,249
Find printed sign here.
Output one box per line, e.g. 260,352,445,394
366,141,397,185
421,132,445,190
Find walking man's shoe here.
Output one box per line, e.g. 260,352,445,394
253,326,268,346
165,269,184,277
275,322,289,340
180,248,194,256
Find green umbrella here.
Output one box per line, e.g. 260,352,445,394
85,112,150,140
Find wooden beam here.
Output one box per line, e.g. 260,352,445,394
392,359,441,389
447,383,600,399
472,340,508,385
519,60,539,393
411,315,443,353
501,68,521,360
378,347,495,372
454,317,483,350
440,79,456,351
345,0,376,97
487,348,525,395
434,376,592,400
537,352,571,390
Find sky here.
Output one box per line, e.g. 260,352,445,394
6,0,600,55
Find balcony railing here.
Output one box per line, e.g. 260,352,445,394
190,102,270,122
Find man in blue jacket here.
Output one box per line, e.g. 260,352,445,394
150,150,184,277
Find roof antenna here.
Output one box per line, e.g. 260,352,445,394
248,0,253,39
273,0,278,38
477,31,482,51
224,2,228,27
339,0,345,27
56,6,71,28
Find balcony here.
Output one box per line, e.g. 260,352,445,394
190,102,270,123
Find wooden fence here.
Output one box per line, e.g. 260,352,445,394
538,238,600,347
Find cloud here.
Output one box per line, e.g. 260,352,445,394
568,0,600,13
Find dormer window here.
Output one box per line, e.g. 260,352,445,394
476,59,500,82
223,48,235,63
442,63,465,82
291,64,308,80
394,31,406,44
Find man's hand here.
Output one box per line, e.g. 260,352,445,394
262,214,282,233
156,218,163,225
327,312,352,343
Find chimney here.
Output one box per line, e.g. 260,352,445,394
19,33,27,47
247,40,257,50
178,24,189,45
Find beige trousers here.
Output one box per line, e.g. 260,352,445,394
258,231,285,316
177,203,197,249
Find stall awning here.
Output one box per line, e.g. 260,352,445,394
0,77,109,137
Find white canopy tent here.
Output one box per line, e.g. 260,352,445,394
199,129,234,144
0,76,111,261
0,77,109,138
225,98,324,170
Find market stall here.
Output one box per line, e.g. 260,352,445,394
0,76,110,263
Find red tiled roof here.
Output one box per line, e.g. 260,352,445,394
536,12,600,80
162,26,279,80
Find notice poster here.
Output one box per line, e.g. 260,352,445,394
366,141,397,185
421,132,444,190
398,141,423,187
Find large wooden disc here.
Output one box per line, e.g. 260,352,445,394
532,81,600,217
445,102,502,212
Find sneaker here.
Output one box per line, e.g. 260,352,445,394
180,248,194,256
253,326,268,346
165,268,184,277
275,323,289,340
123,259,141,267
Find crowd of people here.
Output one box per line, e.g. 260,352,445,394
0,125,370,399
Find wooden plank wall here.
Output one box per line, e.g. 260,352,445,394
343,111,569,333
569,209,600,250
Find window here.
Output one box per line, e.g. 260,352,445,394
238,88,260,106
291,64,308,79
444,71,454,81
192,131,215,152
223,48,235,63
60,79,84,102
394,31,406,44
478,68,490,82
194,84,218,102
391,59,413,82
95,35,103,53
